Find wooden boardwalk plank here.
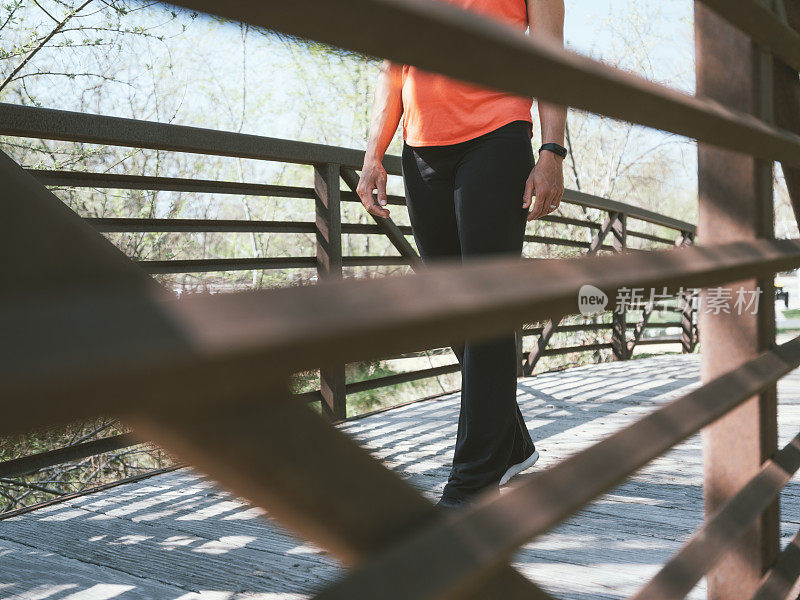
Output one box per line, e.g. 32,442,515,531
2,354,799,599
0,537,203,599
0,506,339,595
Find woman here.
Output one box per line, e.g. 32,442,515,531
356,0,566,509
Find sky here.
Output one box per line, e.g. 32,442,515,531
4,0,697,141
568,0,694,86
196,0,693,142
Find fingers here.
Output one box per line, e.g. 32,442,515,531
527,172,551,220
364,193,390,218
357,163,391,219
527,191,550,221
526,193,540,221
376,174,389,209
528,190,561,221
526,157,565,221
526,181,564,221
356,178,390,219
371,202,390,218
521,173,535,210
527,169,547,221
547,187,564,214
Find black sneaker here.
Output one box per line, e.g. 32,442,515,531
435,494,468,511
499,449,539,486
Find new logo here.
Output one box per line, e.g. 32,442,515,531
578,284,608,315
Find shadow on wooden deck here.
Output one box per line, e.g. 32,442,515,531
2,354,799,599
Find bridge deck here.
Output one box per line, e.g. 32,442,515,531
2,354,800,600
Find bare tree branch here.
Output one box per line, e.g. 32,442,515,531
0,0,93,92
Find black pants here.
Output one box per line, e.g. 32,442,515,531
401,120,536,500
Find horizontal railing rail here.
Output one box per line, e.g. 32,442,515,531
0,433,141,479
0,103,394,171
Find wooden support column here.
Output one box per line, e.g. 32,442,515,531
695,5,779,599
774,0,800,227
315,162,347,420
610,212,628,360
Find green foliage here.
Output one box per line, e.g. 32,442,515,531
0,419,173,513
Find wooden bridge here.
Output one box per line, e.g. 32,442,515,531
3,0,800,599
4,354,800,599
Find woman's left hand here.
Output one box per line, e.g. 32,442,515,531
522,151,565,221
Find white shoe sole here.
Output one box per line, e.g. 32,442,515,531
499,450,540,486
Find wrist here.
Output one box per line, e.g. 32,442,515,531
363,153,384,169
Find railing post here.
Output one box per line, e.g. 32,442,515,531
610,211,628,360
773,0,800,226
680,293,698,354
696,5,779,599
677,231,698,354
314,162,347,420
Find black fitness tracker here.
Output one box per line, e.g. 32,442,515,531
538,142,568,159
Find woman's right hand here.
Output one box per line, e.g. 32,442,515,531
356,159,390,218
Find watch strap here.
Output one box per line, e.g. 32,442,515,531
538,142,567,159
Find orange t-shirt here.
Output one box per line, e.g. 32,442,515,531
401,0,533,146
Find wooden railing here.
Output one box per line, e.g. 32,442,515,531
1,0,800,599
0,102,697,428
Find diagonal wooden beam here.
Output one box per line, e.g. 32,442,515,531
630,433,800,600
674,231,699,353
521,318,559,376
522,211,621,375
0,150,158,293
610,214,629,360
749,527,800,600
128,385,431,562
626,303,654,355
